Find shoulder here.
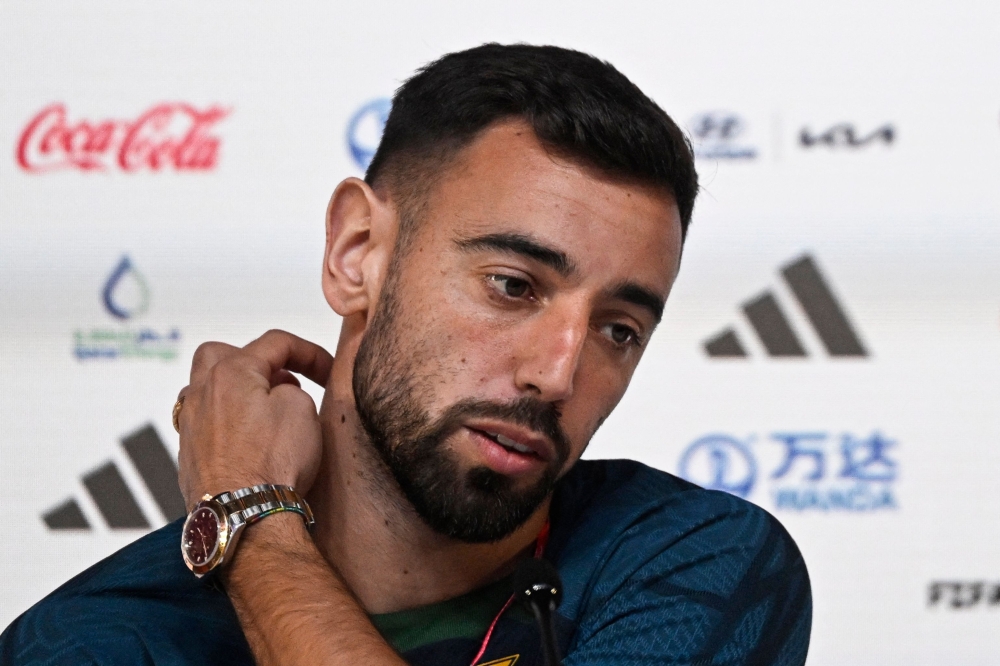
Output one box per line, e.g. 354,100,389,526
0,521,252,665
550,459,811,664
550,458,784,563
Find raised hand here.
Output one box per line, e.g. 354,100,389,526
175,329,334,509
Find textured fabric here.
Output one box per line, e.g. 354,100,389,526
1,459,811,665
369,572,530,653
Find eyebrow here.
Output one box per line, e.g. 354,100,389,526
454,232,576,277
608,281,666,325
455,231,665,324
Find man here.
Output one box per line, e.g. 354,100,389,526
1,44,810,665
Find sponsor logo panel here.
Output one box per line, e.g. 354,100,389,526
703,253,868,359
679,430,899,512
43,423,184,531
16,102,229,173
346,98,391,171
73,255,181,362
688,111,758,160
799,122,895,149
928,582,1000,610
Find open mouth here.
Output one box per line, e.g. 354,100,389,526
472,428,539,457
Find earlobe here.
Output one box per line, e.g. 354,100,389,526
322,178,394,317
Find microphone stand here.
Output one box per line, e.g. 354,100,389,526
526,593,561,666
514,558,563,666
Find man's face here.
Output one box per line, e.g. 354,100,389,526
353,120,683,543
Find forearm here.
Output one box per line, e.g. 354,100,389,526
223,513,407,666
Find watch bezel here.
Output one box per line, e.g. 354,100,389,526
181,496,231,577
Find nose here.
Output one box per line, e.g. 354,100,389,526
513,300,588,403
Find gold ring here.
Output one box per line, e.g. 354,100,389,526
172,396,185,433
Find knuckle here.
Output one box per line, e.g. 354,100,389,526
208,358,236,384
206,358,236,386
275,384,315,409
292,389,317,410
192,341,233,372
192,342,217,365
205,355,257,393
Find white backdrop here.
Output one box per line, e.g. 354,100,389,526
2,1,999,663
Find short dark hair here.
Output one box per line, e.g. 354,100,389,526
365,43,698,241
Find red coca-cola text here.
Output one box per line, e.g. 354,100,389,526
16,103,229,173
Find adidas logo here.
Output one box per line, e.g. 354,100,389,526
43,423,185,530
703,254,868,359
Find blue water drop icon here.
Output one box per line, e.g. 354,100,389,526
346,98,391,171
102,255,151,320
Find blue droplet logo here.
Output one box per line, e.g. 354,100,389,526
102,255,150,320
346,98,391,171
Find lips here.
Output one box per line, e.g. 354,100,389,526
464,420,555,464
480,430,536,455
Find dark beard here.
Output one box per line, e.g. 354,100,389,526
352,261,570,543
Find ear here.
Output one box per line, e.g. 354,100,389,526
322,178,397,318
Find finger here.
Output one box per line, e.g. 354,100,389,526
190,341,241,384
271,381,318,409
242,330,334,388
173,387,189,433
271,369,301,388
173,384,202,437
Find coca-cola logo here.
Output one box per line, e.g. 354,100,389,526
16,102,229,173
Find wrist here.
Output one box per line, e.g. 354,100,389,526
222,512,312,577
180,484,314,578
188,474,284,510
233,511,312,556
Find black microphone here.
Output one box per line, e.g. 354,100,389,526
514,558,563,666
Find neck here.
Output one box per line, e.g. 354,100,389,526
306,386,548,615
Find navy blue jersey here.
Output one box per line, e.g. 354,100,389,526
1,460,811,665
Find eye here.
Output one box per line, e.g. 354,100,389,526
602,322,642,348
486,274,533,299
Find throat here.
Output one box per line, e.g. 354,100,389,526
311,397,550,613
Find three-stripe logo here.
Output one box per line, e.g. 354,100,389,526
704,254,868,358
42,423,185,530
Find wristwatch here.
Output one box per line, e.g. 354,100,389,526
180,483,314,577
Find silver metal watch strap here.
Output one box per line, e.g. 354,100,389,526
214,483,315,531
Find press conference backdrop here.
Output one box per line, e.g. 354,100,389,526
2,1,998,663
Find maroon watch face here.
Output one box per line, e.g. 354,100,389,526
182,504,222,568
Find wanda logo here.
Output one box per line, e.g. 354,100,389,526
16,103,229,172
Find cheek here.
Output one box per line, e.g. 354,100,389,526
567,350,633,434
401,292,518,400
441,321,521,400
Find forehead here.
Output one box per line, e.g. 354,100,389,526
412,120,683,293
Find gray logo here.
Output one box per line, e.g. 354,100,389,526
689,111,757,160
43,423,184,530
800,123,894,148
703,254,868,359
928,581,1000,609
